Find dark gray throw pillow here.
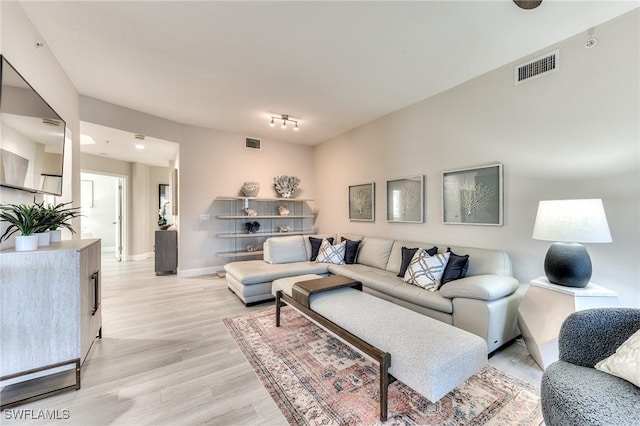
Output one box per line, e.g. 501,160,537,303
309,236,334,261
340,237,362,264
439,248,470,287
397,246,438,277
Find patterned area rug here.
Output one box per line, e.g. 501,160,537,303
224,306,542,425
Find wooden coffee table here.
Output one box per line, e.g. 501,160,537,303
291,275,362,308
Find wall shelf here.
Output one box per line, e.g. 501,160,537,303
214,197,315,262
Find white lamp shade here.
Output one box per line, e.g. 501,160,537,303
532,199,612,243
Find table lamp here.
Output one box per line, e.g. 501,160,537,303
532,199,612,288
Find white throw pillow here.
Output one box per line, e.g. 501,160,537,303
595,329,640,388
315,239,346,264
403,249,450,291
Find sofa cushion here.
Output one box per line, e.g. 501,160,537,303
440,248,470,287
403,250,450,291
356,237,395,270
264,236,307,264
391,281,454,313
304,234,336,260
224,260,330,285
447,245,512,276
316,240,346,264
595,329,640,388
439,275,519,301
387,240,437,274
308,236,334,261
397,246,438,278
341,237,362,264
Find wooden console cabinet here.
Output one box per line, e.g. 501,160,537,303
0,239,102,408
155,230,177,275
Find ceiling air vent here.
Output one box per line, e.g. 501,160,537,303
245,137,261,150
515,49,559,85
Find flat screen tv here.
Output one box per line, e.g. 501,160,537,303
0,55,66,196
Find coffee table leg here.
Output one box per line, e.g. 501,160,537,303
275,290,282,327
380,353,391,422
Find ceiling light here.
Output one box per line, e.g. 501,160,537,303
135,143,145,150
513,0,542,10
269,113,300,131
80,134,96,145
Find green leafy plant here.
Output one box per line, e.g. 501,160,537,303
35,201,82,233
0,203,45,242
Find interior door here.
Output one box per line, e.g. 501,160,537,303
114,178,124,262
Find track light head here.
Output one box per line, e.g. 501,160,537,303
269,113,300,131
270,117,275,127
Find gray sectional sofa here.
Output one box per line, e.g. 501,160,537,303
224,234,525,353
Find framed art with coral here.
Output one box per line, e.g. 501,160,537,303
386,175,423,223
442,163,503,226
349,182,375,221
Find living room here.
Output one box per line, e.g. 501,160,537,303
1,1,639,424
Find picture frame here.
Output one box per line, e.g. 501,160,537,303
386,175,424,223
349,182,375,221
159,183,169,209
171,168,178,215
442,163,503,226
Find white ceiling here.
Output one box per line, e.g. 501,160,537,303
19,0,639,165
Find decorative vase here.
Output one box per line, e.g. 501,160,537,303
15,235,39,252
36,232,50,246
241,182,260,197
49,229,62,243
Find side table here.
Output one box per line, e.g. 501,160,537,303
518,276,619,369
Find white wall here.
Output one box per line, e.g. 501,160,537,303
178,125,315,275
0,1,80,249
78,98,316,274
80,172,116,249
314,10,640,307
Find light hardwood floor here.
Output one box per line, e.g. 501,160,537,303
2,256,542,425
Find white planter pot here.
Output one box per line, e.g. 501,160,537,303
36,232,50,246
49,229,62,243
15,235,39,252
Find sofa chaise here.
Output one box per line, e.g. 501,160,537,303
224,234,525,353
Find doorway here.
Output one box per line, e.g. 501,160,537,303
81,172,127,262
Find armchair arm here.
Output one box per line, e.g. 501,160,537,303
439,275,519,301
559,308,640,367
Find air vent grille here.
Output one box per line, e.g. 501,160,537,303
245,138,261,150
515,50,559,85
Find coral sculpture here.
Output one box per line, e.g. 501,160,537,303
241,181,260,197
278,205,290,216
274,176,300,198
243,208,257,216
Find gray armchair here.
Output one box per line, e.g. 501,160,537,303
541,308,640,426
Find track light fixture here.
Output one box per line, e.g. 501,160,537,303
270,114,300,131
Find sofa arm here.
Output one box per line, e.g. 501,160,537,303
439,275,519,301
559,308,640,367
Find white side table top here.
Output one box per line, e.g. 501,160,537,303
530,276,618,297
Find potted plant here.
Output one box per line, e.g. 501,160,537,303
0,203,44,251
38,201,82,242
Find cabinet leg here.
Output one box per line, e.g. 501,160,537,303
97,327,102,339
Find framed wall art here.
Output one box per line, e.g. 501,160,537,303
386,175,424,223
442,163,503,226
349,182,375,221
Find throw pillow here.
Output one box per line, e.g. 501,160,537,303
397,246,438,277
309,236,334,261
595,329,640,388
341,237,362,264
440,248,470,288
315,239,346,264
403,249,450,291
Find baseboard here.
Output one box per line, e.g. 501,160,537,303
179,266,225,278
127,252,154,261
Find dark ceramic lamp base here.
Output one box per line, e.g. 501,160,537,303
544,242,592,288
